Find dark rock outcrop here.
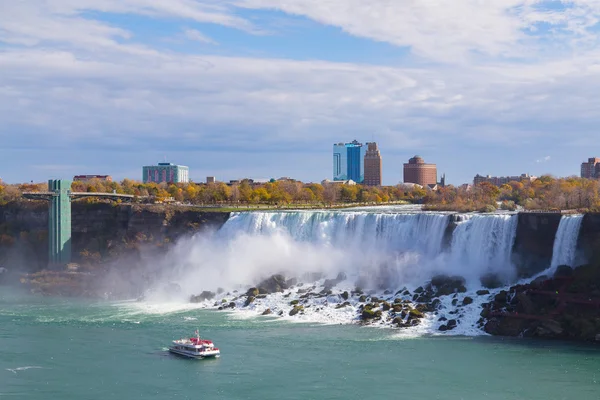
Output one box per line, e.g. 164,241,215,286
257,274,288,294
482,263,600,341
190,291,215,303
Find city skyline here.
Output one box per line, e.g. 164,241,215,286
2,1,600,185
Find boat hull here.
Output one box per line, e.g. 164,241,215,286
168,348,220,359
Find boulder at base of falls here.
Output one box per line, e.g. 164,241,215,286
361,309,382,320
190,291,215,303
257,274,288,294
430,275,467,296
244,296,255,307
289,305,304,316
480,273,504,289
335,302,351,309
246,288,259,297
261,308,272,315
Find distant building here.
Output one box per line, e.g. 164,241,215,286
73,175,112,182
363,142,382,186
473,173,536,186
333,140,367,183
581,157,600,179
206,176,216,184
143,163,189,184
322,179,357,186
403,156,437,187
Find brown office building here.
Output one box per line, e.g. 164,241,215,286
363,142,382,186
403,156,437,187
581,157,600,179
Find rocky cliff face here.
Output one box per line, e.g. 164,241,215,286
511,213,562,278
0,202,230,271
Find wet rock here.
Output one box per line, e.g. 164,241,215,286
430,275,467,296
361,309,382,320
244,296,255,306
246,288,259,297
289,299,300,306
414,286,424,294
494,290,509,303
480,273,503,289
476,290,490,296
408,309,424,319
529,276,548,289
451,299,458,306
382,301,391,311
229,302,236,308
289,305,304,316
554,265,573,278
438,316,448,322
257,274,288,294
190,291,215,303
261,308,272,315
515,293,535,314
358,295,367,302
462,297,473,306
536,320,563,337
335,301,351,309
392,304,403,313
341,291,349,300
384,290,392,295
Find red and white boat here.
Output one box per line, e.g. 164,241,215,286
169,330,220,359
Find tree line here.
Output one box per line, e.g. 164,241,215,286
0,179,424,206
2,176,600,211
424,176,600,212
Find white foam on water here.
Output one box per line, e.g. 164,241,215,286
6,366,44,374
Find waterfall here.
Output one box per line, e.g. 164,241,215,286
550,215,584,269
449,214,518,282
219,211,450,257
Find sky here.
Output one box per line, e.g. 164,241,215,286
2,0,600,185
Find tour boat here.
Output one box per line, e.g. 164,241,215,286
169,330,220,359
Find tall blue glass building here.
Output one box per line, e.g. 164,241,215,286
333,140,367,183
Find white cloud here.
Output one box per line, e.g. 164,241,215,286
1,0,600,183
536,156,552,163
184,28,217,45
237,0,600,63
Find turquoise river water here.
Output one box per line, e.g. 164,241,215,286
1,288,599,400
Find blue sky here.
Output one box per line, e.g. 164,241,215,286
2,0,600,185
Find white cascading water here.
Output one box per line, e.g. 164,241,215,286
550,215,584,270
143,210,521,336
449,214,519,284
219,211,450,256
